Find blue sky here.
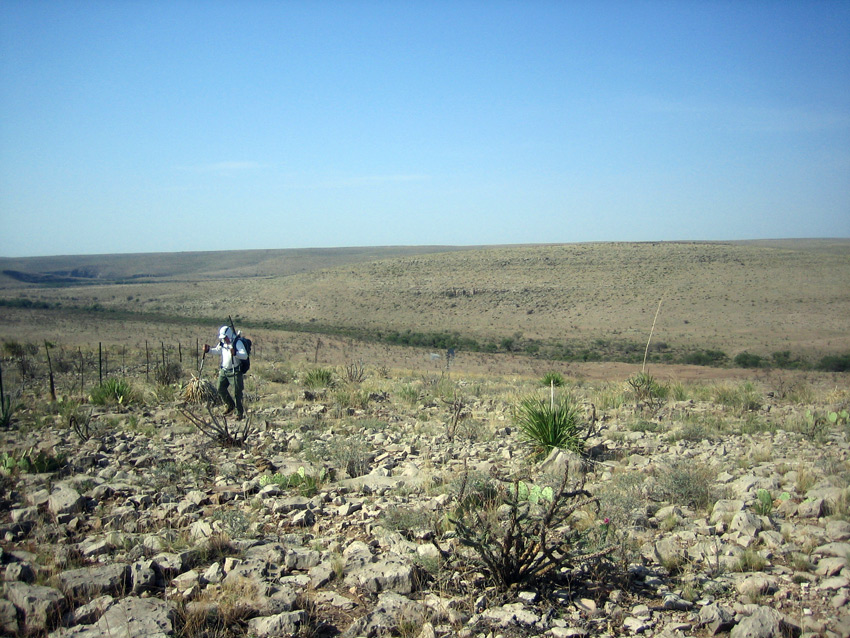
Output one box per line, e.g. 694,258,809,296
1,0,848,257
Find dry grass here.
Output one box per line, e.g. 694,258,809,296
2,240,849,365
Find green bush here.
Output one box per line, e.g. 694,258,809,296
734,352,764,368
682,349,728,366
89,378,138,406
817,353,850,372
514,394,585,456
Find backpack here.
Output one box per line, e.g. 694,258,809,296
235,335,252,373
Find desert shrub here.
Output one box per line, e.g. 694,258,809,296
328,435,372,478
332,387,370,414
513,394,586,457
597,471,650,529
262,366,292,384
592,383,626,410
771,350,805,369
734,352,764,368
180,406,254,448
154,361,182,385
655,460,719,511
343,360,367,383
795,410,830,442
89,378,138,406
735,549,767,572
379,505,434,535
817,353,850,372
446,470,500,517
438,469,613,590
540,371,565,387
303,367,334,389
627,371,667,409
682,349,728,367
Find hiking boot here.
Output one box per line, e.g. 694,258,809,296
223,405,234,416
235,414,244,421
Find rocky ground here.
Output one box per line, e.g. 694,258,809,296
1,372,849,638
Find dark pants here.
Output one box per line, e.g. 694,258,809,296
217,368,244,416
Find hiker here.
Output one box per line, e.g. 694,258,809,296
203,325,248,420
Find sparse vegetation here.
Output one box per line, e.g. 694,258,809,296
0,240,848,637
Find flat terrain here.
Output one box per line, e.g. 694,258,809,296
2,239,849,370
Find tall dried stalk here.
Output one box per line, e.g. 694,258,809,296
642,297,663,373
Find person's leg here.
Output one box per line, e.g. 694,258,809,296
218,370,235,413
233,372,244,418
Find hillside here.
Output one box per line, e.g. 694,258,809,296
1,239,849,362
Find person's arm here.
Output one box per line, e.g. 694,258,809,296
234,339,248,361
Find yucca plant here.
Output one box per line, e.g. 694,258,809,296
514,394,585,457
540,372,565,387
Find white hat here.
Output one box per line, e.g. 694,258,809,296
219,325,233,340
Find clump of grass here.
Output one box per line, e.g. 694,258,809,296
738,413,776,435
669,382,689,401
397,383,421,405
712,381,762,413
655,460,719,511
628,419,661,433
735,549,767,572
513,394,587,457
667,421,713,443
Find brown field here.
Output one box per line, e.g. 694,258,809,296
1,239,849,379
